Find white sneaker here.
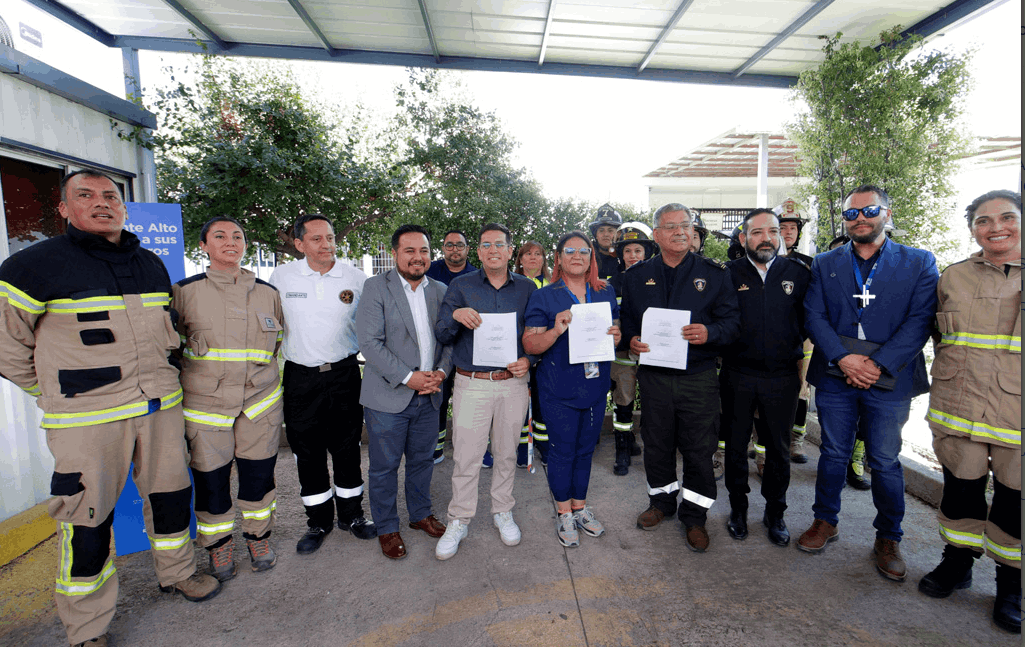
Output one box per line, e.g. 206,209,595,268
573,506,605,538
435,519,467,561
493,512,521,546
557,512,579,547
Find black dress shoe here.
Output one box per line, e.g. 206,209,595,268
726,509,748,540
296,527,331,555
763,512,790,547
339,514,377,540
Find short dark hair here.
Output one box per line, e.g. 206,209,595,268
965,190,1022,226
60,170,124,203
742,208,777,226
391,224,430,250
479,222,512,246
843,184,890,209
293,214,333,241
199,216,246,243
441,229,467,243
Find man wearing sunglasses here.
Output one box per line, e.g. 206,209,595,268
797,184,938,584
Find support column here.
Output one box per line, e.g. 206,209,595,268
756,133,769,208
122,47,157,203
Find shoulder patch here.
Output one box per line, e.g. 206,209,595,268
176,273,207,288
701,256,727,270
254,277,278,291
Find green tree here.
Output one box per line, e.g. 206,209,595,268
787,28,973,254
147,56,404,261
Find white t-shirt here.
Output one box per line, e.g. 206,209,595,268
270,257,367,367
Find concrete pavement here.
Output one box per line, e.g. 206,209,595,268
0,422,1016,647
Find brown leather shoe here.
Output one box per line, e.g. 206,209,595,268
873,537,907,581
408,514,447,538
796,519,839,553
685,526,710,553
636,505,666,531
379,532,407,559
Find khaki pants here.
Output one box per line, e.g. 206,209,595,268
447,373,529,524
46,404,196,645
186,400,282,546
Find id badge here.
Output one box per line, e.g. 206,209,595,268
584,362,599,379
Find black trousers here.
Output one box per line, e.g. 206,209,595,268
433,371,456,460
283,358,364,529
638,367,719,527
720,366,801,518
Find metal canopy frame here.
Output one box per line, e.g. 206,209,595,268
17,0,1001,90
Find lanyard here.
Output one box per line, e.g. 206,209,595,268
849,240,883,320
563,281,592,305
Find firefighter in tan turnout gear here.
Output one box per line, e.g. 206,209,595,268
918,189,1022,634
173,216,285,582
0,171,219,647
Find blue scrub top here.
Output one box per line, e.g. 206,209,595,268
524,279,620,409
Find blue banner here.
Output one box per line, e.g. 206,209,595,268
125,202,186,283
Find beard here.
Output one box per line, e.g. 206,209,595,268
398,264,426,281
847,218,886,244
745,243,777,264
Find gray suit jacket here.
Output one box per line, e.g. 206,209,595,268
356,269,453,413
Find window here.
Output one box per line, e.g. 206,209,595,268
371,243,394,275
1,156,64,255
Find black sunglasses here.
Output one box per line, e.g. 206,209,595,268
842,205,886,221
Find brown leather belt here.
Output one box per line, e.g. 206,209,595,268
456,368,513,381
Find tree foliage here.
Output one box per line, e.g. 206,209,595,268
148,56,403,261
787,28,973,254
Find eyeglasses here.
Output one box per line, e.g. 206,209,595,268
479,242,508,250
443,242,467,249
562,247,592,256
657,222,692,231
842,205,886,221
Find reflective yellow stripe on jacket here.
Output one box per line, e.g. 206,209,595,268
926,408,1020,446
42,388,183,429
184,347,274,363
183,409,235,428
46,292,170,314
243,382,283,420
0,280,46,314
941,332,1021,352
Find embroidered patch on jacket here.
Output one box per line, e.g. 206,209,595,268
737,284,750,291
645,278,656,285
782,280,794,295
339,290,355,304
694,278,707,292
285,292,307,299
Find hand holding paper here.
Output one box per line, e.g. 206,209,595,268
638,307,690,370
568,302,615,364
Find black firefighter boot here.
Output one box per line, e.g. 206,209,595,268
994,563,1022,634
615,403,641,458
918,544,976,598
613,432,630,476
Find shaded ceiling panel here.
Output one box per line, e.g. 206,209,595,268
17,0,1002,89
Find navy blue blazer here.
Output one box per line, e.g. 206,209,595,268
805,239,938,399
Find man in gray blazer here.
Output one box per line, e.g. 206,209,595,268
356,224,453,560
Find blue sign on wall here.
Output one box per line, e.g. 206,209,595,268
113,203,194,556
125,202,187,283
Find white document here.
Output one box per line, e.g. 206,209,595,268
638,307,690,370
472,312,518,367
568,302,615,364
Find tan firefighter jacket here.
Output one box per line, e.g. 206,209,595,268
0,226,182,428
927,252,1021,449
172,268,284,427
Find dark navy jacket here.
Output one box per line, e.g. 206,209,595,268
722,256,810,377
619,253,740,375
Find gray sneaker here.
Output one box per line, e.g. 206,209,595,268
557,511,579,547
573,506,605,537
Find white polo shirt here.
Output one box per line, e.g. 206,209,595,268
270,257,367,367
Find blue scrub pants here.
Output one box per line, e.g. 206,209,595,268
542,395,604,502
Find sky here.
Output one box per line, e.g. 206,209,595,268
4,0,1020,220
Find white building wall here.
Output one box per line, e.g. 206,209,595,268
0,74,145,522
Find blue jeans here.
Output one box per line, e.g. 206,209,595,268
542,396,604,502
365,394,438,535
813,388,910,541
